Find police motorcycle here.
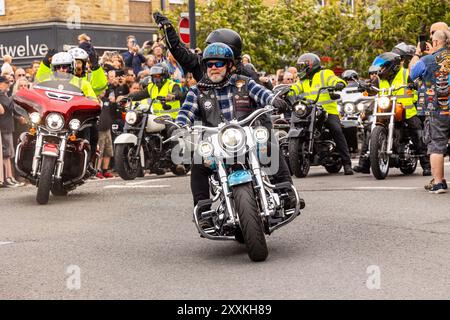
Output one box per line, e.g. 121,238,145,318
287,86,343,178
113,98,190,180
162,103,302,262
13,72,101,204
363,83,418,179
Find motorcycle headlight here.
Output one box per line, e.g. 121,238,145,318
344,103,355,114
198,141,214,157
377,96,390,110
30,112,41,124
253,127,269,144
357,102,366,112
45,112,65,131
294,102,308,117
219,126,246,152
69,119,81,131
125,111,138,125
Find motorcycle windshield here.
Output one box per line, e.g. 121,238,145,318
33,72,84,96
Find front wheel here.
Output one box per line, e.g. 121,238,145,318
288,138,310,178
36,156,56,205
114,144,140,180
370,126,390,180
232,183,268,262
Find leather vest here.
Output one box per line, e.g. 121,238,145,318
198,75,260,127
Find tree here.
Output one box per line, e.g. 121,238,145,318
163,0,450,76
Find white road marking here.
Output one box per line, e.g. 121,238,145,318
103,185,170,189
126,178,175,186
0,241,14,246
301,186,422,192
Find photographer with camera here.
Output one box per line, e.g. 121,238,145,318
122,35,146,77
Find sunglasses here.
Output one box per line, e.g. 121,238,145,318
206,61,226,69
55,65,70,70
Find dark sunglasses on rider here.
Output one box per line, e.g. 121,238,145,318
55,65,70,70
205,61,226,69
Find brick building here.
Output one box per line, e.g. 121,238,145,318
0,0,190,67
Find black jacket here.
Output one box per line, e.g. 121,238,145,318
164,25,263,84
0,92,14,133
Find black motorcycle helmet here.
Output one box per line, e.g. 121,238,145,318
296,53,321,80
202,42,235,70
371,52,401,80
341,69,359,82
205,28,242,60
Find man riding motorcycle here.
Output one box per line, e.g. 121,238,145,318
128,63,184,119
36,51,97,100
153,12,292,188
370,52,431,176
290,53,354,175
175,42,301,228
68,46,108,97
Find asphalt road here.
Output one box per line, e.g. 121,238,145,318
1,161,449,299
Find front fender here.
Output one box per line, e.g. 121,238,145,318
114,133,138,145
228,170,253,187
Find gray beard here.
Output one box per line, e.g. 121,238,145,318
209,70,226,83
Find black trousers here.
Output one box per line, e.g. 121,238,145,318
325,114,352,166
190,144,293,206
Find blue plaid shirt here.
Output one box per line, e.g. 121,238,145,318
176,75,275,126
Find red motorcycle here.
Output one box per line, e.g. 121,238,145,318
13,74,101,204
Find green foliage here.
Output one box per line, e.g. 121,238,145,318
163,0,450,76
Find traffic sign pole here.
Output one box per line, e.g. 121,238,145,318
189,0,196,49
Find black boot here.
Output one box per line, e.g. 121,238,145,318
419,155,431,176
344,164,354,175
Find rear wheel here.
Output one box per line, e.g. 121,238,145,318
324,158,342,173
233,183,268,262
288,138,310,178
399,143,418,175
370,126,390,180
114,144,140,180
36,156,56,205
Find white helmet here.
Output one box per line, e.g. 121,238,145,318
68,47,89,61
51,52,75,73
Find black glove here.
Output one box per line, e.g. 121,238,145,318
153,12,172,27
43,48,57,67
272,97,289,113
408,81,418,90
79,42,92,54
357,80,372,92
89,48,99,70
335,82,345,91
